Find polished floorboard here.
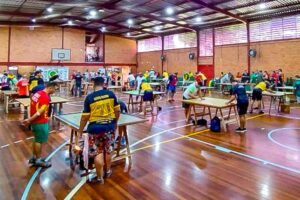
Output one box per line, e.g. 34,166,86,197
0,90,300,200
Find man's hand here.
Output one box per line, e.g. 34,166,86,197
22,119,31,126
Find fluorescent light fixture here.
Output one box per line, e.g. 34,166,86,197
68,20,73,25
154,26,161,31
195,16,202,22
101,27,106,32
31,19,36,23
89,10,97,17
47,7,53,13
165,7,174,15
98,9,105,12
127,19,133,25
259,3,266,9
126,32,131,36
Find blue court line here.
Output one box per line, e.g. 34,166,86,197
268,128,300,152
21,141,68,200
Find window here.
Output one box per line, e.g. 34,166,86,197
137,37,162,52
164,32,197,50
215,24,247,45
199,29,213,56
250,14,300,42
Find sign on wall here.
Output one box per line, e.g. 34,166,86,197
36,66,69,81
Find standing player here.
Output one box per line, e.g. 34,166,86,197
249,80,274,114
77,77,120,184
22,82,58,167
168,72,178,102
227,80,249,133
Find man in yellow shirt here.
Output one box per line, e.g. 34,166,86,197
163,71,168,79
199,71,207,86
249,80,274,114
140,80,154,115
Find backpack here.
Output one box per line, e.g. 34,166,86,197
210,116,221,132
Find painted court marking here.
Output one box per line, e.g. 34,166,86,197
268,128,300,151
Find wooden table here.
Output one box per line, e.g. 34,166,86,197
15,96,70,119
122,90,164,112
182,86,216,96
246,91,287,114
2,90,19,114
182,97,239,132
55,112,147,162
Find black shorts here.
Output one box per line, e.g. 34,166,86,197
252,88,262,101
143,91,154,102
237,101,249,115
182,96,189,109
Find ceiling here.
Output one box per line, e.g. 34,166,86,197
0,0,300,39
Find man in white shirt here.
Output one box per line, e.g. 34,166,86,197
182,79,203,119
136,73,145,91
128,73,136,89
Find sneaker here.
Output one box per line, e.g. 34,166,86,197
105,169,112,178
120,136,126,146
35,159,51,168
241,128,247,133
28,157,36,165
235,127,243,133
89,176,104,184
259,111,264,114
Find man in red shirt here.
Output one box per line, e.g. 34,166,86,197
168,72,178,102
17,74,29,97
22,82,58,168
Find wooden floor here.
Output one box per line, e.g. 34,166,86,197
1,89,300,200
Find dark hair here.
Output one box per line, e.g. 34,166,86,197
46,82,58,88
93,77,104,86
34,71,42,76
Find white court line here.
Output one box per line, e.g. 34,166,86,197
26,136,34,140
14,140,23,144
1,144,9,148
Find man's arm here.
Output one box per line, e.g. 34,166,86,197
78,114,89,135
22,105,46,126
227,95,236,104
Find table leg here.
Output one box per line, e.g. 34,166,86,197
208,107,212,121
123,126,131,162
186,105,192,123
4,95,8,114
219,108,227,132
58,103,63,115
69,129,74,153
193,105,198,123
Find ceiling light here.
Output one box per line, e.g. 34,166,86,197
101,27,106,32
195,17,202,22
127,19,133,25
259,3,266,9
154,26,161,31
89,10,97,17
126,32,131,36
47,7,53,13
68,20,73,25
31,19,36,23
165,7,174,15
98,9,105,12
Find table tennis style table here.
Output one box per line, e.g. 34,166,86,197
55,112,147,162
246,91,288,114
182,86,216,95
182,97,239,132
1,90,19,114
122,90,165,112
15,96,70,119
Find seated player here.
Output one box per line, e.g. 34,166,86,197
77,77,120,184
249,80,274,114
140,80,154,115
182,77,203,120
227,80,249,133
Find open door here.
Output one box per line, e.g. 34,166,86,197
198,65,214,80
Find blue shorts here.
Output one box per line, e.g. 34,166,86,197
168,85,176,93
129,80,135,87
87,120,116,135
143,91,154,102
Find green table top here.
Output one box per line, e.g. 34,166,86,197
123,90,165,96
15,96,70,107
55,112,147,131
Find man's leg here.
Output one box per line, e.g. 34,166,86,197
240,115,246,129
94,153,105,180
257,100,262,112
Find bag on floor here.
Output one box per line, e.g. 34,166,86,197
192,119,207,126
210,116,221,132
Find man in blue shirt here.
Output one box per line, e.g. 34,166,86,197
74,71,83,97
77,77,120,184
227,80,249,133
